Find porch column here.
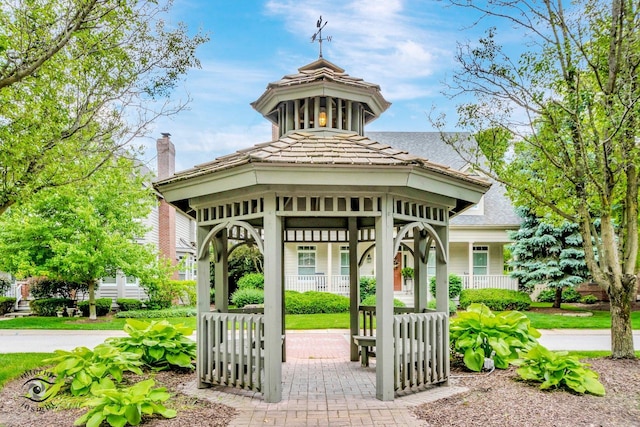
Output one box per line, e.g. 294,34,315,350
196,225,211,389
414,229,428,312
214,228,228,312
349,217,359,361
375,195,394,401
468,241,474,290
263,195,283,403
327,242,333,293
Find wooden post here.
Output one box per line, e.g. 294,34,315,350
414,229,428,312
197,225,212,389
214,228,228,313
349,217,359,361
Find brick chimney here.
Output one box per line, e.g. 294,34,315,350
157,133,178,279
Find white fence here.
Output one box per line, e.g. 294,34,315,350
461,274,518,291
285,275,350,295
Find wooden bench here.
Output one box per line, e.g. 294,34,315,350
352,335,376,367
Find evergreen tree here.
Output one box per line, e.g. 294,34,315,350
509,207,590,308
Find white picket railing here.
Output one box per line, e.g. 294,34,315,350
461,275,518,290
199,312,265,392
285,275,351,295
393,312,448,391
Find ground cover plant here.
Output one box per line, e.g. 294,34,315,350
459,288,532,311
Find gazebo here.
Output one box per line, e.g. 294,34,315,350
154,57,490,403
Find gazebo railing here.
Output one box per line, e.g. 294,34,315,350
199,312,264,392
393,312,448,391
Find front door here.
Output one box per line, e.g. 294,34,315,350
393,252,402,291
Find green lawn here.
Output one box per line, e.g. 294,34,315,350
0,316,196,330
0,353,55,388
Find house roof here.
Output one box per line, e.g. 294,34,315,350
156,131,491,191
366,132,521,227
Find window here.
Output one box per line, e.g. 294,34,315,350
297,246,316,275
473,246,489,275
339,246,349,276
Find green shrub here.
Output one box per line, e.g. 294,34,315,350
512,344,605,396
0,276,11,295
116,298,144,311
78,298,113,317
537,287,582,303
106,319,196,371
359,277,376,302
237,273,264,290
580,294,598,304
27,276,88,299
140,278,195,310
426,298,457,314
450,303,541,372
231,288,264,308
360,294,406,307
429,274,463,299
30,298,74,316
115,307,196,318
285,291,350,314
0,297,15,315
459,288,532,311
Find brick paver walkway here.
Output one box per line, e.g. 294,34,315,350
183,330,466,426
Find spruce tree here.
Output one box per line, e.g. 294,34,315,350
509,207,590,308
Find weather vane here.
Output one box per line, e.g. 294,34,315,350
311,16,331,59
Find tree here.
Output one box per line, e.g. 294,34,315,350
0,157,157,319
509,208,590,308
0,0,208,216
433,0,640,357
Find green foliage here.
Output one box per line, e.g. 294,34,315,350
237,272,265,290
426,298,458,314
537,287,582,303
30,298,74,316
359,277,376,302
74,378,176,427
78,298,113,317
580,294,598,304
450,303,541,372
231,288,265,308
512,344,605,396
459,288,532,311
360,294,406,307
401,267,414,278
27,276,89,300
106,319,196,371
285,291,350,314
0,296,15,314
227,244,264,291
0,276,11,295
116,298,144,312
140,269,195,309
429,274,463,299
115,307,196,319
44,344,143,397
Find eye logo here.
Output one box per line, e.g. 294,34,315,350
22,376,55,402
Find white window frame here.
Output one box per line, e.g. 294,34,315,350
297,245,317,276
339,246,349,276
473,245,489,275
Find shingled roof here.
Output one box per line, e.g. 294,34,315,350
155,131,490,189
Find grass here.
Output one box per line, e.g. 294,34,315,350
0,353,55,389
0,316,196,330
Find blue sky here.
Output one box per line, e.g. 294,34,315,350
142,0,512,172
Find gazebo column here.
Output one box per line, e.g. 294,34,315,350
213,228,229,312
349,217,359,362
375,195,394,401
414,229,428,312
263,195,283,403
196,225,212,389
435,225,449,313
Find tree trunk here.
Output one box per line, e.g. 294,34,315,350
553,287,562,309
88,280,97,320
609,274,637,358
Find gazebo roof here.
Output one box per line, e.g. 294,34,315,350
155,131,490,190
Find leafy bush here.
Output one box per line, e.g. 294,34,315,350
0,276,11,295
580,294,598,304
115,307,197,318
140,278,195,310
75,378,176,427
231,288,265,307
285,291,350,314
237,272,264,290
0,297,15,315
537,287,582,303
27,276,88,300
360,294,406,307
106,319,196,371
429,274,463,299
426,298,457,314
359,277,376,302
116,298,144,311
44,343,143,397
401,267,414,278
450,303,541,372
459,288,532,311
512,344,605,396
30,298,74,316
77,298,113,317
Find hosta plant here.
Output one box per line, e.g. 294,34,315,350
450,303,541,371
44,343,143,397
74,378,176,427
512,344,605,396
106,319,196,370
